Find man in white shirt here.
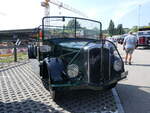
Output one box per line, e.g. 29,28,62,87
123,32,137,65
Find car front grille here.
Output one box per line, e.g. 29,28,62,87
88,48,111,84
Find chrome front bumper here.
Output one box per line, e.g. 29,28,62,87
121,71,128,79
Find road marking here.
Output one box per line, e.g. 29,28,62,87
112,88,125,113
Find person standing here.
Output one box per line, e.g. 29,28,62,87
123,31,137,65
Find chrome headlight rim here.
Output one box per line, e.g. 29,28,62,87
113,60,122,72
67,64,79,78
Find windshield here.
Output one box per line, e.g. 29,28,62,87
42,16,101,40
138,31,150,36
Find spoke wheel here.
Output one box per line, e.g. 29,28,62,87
48,77,60,101
49,86,56,100
41,72,61,101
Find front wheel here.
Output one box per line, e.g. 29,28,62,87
41,78,60,101
108,83,117,89
49,87,57,101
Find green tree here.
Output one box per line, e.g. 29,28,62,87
123,28,130,33
67,19,81,28
130,26,138,32
108,20,115,37
116,24,124,35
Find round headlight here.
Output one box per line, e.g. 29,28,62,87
113,60,122,71
67,64,79,78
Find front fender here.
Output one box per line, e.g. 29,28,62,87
43,58,67,83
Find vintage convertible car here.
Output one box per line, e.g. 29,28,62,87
28,16,127,101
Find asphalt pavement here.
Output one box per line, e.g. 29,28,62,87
116,45,150,113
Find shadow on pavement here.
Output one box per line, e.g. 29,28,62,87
55,89,117,113
136,47,150,50
0,90,118,113
117,83,150,113
0,99,60,113
0,61,29,72
131,63,150,67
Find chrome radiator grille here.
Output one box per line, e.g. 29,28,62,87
88,48,111,84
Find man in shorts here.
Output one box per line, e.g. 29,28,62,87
123,31,137,65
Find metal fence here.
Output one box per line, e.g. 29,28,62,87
0,46,28,68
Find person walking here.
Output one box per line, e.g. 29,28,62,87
123,31,137,65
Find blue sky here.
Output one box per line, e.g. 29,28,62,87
0,0,150,30
62,0,150,29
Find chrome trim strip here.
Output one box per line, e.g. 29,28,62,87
87,48,90,83
100,44,103,80
109,48,111,80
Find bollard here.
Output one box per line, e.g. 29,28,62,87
14,46,17,62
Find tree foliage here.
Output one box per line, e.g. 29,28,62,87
130,26,138,32
107,20,127,36
116,24,124,35
108,20,115,37
67,19,81,28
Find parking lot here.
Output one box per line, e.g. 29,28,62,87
117,45,150,113
0,60,124,113
0,45,150,113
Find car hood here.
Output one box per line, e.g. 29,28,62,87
58,41,115,50
59,41,88,49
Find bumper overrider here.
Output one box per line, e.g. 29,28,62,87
137,44,150,47
50,71,128,90
120,71,128,79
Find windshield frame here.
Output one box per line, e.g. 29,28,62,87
42,16,102,40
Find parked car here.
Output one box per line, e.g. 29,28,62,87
28,16,127,101
117,34,127,44
137,28,150,47
107,37,118,47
